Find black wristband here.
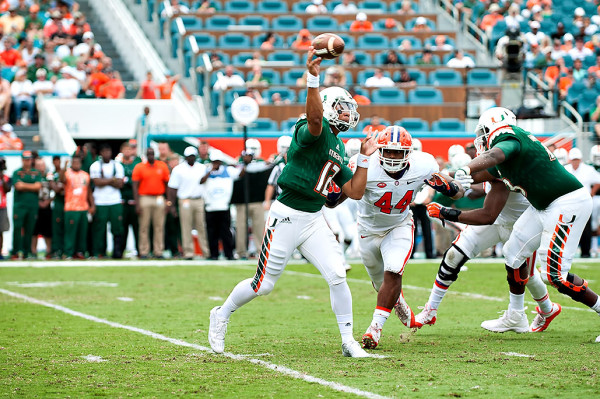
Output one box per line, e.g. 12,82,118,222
447,181,460,197
440,207,461,222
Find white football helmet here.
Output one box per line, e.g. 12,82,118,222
412,138,422,152
276,135,292,154
553,147,568,165
245,138,262,158
320,87,360,132
448,144,465,162
451,153,472,170
345,138,361,158
377,125,413,172
474,107,517,153
591,145,600,166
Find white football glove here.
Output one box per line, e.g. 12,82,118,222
454,167,473,190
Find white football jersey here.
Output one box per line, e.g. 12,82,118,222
350,151,439,234
482,181,530,226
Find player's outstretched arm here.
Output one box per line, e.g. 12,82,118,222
458,147,506,178
424,172,465,200
305,46,323,137
342,131,384,199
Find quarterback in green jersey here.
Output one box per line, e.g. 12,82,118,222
209,47,384,358
447,107,600,340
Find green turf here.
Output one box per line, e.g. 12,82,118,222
1,260,599,398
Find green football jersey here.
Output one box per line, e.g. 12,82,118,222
277,117,353,213
489,125,582,210
12,168,42,206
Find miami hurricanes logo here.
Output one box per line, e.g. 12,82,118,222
490,114,505,124
502,177,527,196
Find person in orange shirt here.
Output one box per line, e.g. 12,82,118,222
544,58,568,90
349,12,374,32
349,87,371,105
60,155,95,259
87,65,109,98
0,123,23,150
0,37,22,66
136,70,158,99
480,4,504,35
558,67,574,99
291,29,313,50
132,147,170,259
158,70,180,99
362,115,387,134
98,68,125,99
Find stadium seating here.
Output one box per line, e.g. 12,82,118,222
257,1,289,13
391,36,422,49
238,15,270,30
267,51,301,64
396,118,430,132
218,33,251,48
266,87,297,103
466,69,498,86
577,89,599,116
431,118,466,132
224,1,255,13
408,53,441,65
248,69,282,85
358,1,388,12
283,69,306,85
205,15,235,30
408,88,444,104
428,69,463,86
566,81,586,104
248,117,279,131
357,34,390,49
307,16,339,31
271,15,304,31
281,117,300,132
352,51,373,66
371,87,406,104
251,34,284,48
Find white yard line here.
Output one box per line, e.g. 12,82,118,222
0,288,390,399
82,355,107,362
500,352,534,358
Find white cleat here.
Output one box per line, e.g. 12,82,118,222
394,294,418,328
529,303,561,332
415,303,437,328
481,308,529,333
208,306,229,353
596,335,600,343
342,340,371,357
361,323,382,349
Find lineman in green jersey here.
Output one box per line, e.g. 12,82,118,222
120,141,141,256
445,107,600,339
209,47,384,358
11,151,42,259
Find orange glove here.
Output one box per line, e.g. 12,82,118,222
426,203,444,219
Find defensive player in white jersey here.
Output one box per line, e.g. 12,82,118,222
331,126,463,349
422,179,561,332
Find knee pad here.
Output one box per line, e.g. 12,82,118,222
506,263,529,287
437,244,469,283
556,273,588,301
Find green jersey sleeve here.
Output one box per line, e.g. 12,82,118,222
494,138,521,160
295,117,325,147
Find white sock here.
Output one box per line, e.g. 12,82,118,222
218,278,258,319
428,280,449,309
526,268,552,313
330,282,354,344
372,307,391,328
592,296,600,313
508,292,525,312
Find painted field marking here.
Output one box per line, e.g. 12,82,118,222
208,296,223,301
5,281,118,288
0,289,390,399
500,352,534,358
82,355,107,362
296,295,312,300
116,297,134,302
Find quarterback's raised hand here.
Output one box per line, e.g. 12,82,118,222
424,173,461,197
426,202,462,222
306,46,322,77
360,129,386,157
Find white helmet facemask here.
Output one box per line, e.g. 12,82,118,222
474,107,517,152
320,87,360,132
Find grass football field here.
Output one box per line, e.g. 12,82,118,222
1,258,599,398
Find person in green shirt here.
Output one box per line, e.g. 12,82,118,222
49,156,65,259
11,151,42,259
120,140,142,256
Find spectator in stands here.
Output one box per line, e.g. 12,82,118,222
569,35,594,61
0,37,22,66
119,140,142,257
504,3,523,30
0,77,10,124
573,58,588,82
31,158,52,259
0,123,22,151
561,33,574,52
197,0,217,14
89,144,125,258
213,65,245,91
394,68,416,87
585,16,600,37
159,70,180,99
161,0,190,17
57,40,78,67
585,34,600,53
11,69,34,126
136,70,158,100
350,12,373,32
11,151,41,259
534,46,554,69
550,38,567,61
68,11,91,40
588,55,600,79
590,97,600,143
432,35,453,51
550,22,566,42
364,68,394,87
245,88,265,105
200,151,242,260
543,58,567,90
1,5,25,36
446,50,475,68
333,0,358,15
306,0,327,14
323,66,347,86
86,63,109,96
362,115,386,134
530,4,543,23
24,4,44,32
416,49,437,65
573,7,585,26
74,31,103,59
396,0,415,15
383,50,403,66
244,52,265,68
480,4,503,36
98,68,125,99
412,16,431,32
558,67,574,100
260,32,277,50
523,40,543,69
27,54,48,82
20,37,39,66
291,29,313,50
341,51,359,66
0,156,10,259
43,10,66,39
348,87,370,105
209,53,225,69
32,68,54,98
270,92,290,105
132,147,170,259
55,67,81,98
397,38,413,52
248,65,271,87
167,146,210,260
524,21,546,47
383,18,404,32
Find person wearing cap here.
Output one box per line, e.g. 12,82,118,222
24,4,44,31
524,20,546,47
60,154,95,259
0,155,11,259
564,147,600,258
504,3,523,30
67,11,91,38
0,123,23,151
160,0,190,17
0,5,25,36
89,144,125,258
350,12,374,32
561,33,575,52
291,29,314,50
119,140,142,257
43,10,66,39
132,147,170,259
54,66,81,99
323,66,347,86
481,3,504,36
74,31,103,58
305,0,327,14
158,70,181,100
167,146,209,259
10,69,34,126
200,151,245,260
26,54,48,82
32,68,54,98
412,16,431,32
11,151,42,259
333,0,357,15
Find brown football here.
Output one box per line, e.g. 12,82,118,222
311,33,345,59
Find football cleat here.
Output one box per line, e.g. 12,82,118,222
394,294,418,328
208,306,229,353
362,323,382,349
481,308,529,333
342,340,371,358
415,304,437,327
596,335,600,343
529,303,561,332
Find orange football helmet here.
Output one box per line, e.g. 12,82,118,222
377,125,413,172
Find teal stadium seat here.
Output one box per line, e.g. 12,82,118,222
298,89,307,103
408,53,441,65
249,118,279,131
396,118,430,132
377,50,408,64
357,69,391,83
191,0,221,11
336,34,356,49
584,55,597,69
358,118,391,132
283,69,306,85
424,35,455,48
239,16,270,30
257,0,288,13
566,80,586,104
392,36,422,49
307,16,338,31
357,34,390,49
224,0,255,13
292,1,312,13
358,1,388,12
267,52,301,64
272,15,304,31
232,52,255,65
190,33,217,49
326,1,342,12
248,69,281,85
1,67,15,82
577,89,599,116
405,17,436,30
466,69,498,86
428,69,463,86
266,87,297,103
281,117,300,132
218,33,251,48
252,34,284,48
562,55,573,68
406,69,427,85
408,88,444,104
390,0,419,12
431,118,466,132
371,88,406,104
205,15,235,30
352,51,373,65
171,17,202,58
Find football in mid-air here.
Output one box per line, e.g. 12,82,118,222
312,33,345,59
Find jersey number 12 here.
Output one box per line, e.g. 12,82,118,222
315,161,341,196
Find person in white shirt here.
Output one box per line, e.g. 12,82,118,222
160,0,190,17
306,0,327,14
333,0,358,14
524,21,547,47
213,65,245,91
54,67,81,98
10,69,34,126
200,150,245,260
74,31,102,58
446,50,475,68
364,68,395,87
32,69,54,97
167,146,209,260
89,144,126,258
504,3,523,30
568,36,594,61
